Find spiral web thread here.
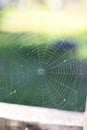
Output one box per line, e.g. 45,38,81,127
0,32,86,111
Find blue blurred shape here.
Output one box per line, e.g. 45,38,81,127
0,0,10,9
54,40,76,52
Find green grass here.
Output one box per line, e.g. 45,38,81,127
0,8,87,59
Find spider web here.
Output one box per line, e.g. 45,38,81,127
0,32,86,112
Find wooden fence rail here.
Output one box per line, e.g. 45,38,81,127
0,99,86,129
83,97,87,130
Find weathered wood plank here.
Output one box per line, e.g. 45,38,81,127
83,97,87,130
0,102,84,127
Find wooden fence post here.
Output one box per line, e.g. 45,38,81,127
83,97,87,130
0,102,84,127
